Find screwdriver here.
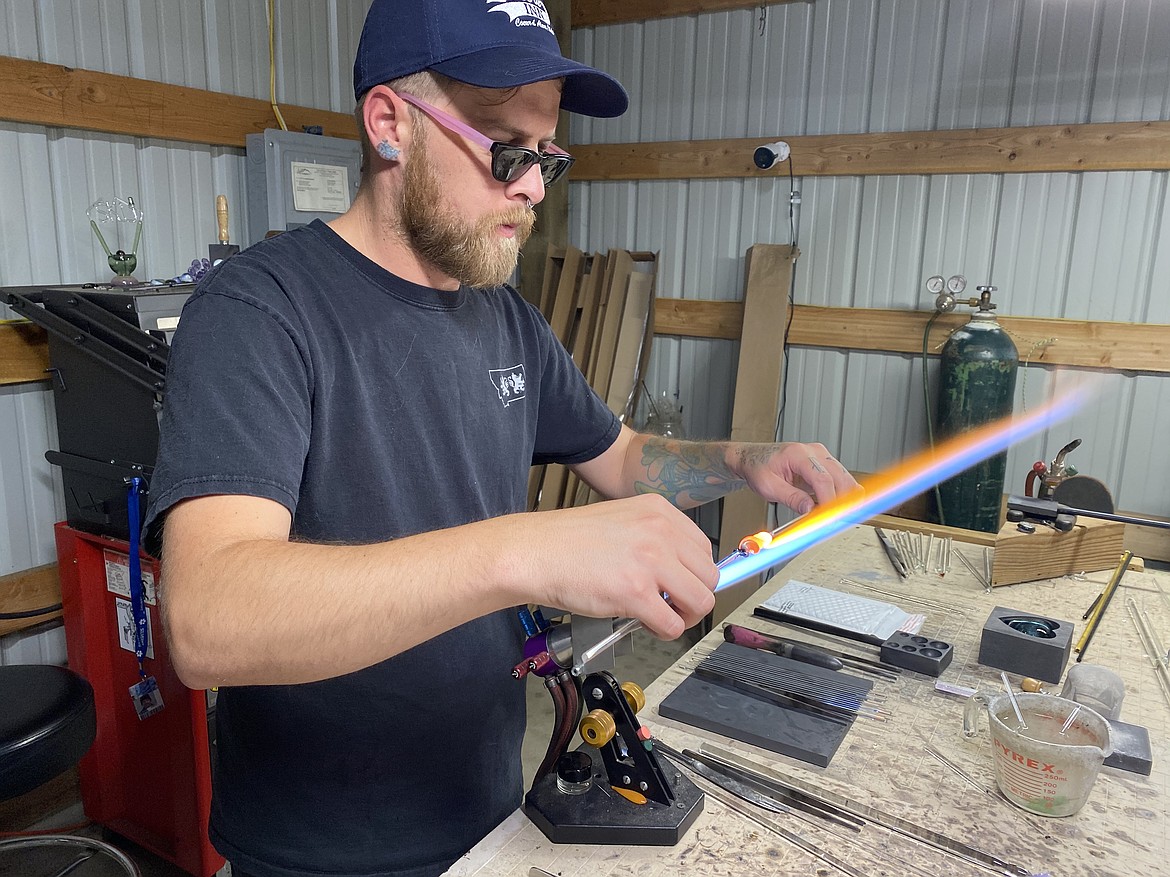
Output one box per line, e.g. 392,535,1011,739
723,623,844,671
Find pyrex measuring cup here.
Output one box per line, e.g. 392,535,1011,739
965,692,1112,817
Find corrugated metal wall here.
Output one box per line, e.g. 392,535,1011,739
2,0,1168,659
570,0,1170,534
0,0,369,661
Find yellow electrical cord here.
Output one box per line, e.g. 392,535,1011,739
268,0,288,131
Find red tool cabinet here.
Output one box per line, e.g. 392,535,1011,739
55,522,224,877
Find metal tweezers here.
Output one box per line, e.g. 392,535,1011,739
874,527,909,578
653,741,864,832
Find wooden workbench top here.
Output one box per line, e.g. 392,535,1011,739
446,525,1169,877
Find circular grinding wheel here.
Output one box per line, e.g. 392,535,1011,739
1052,475,1115,514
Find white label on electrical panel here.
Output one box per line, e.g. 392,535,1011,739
114,597,156,659
291,162,351,213
104,549,157,605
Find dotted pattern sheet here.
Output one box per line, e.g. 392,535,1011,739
447,526,1168,877
761,579,927,641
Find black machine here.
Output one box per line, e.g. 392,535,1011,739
515,613,704,845
523,670,704,845
6,283,194,540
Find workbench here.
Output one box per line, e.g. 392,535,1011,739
445,525,1169,877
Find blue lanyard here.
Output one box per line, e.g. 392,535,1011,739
127,477,148,677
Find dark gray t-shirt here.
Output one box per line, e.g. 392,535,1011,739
144,220,620,877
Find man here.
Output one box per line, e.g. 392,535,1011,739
144,1,859,875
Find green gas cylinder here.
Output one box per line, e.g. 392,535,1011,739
933,286,1019,533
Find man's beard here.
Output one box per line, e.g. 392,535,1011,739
400,135,536,289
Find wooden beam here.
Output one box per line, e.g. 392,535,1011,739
650,301,1170,375
866,513,998,547
0,563,62,637
653,298,743,340
0,321,50,386
0,55,355,148
573,0,806,28
789,306,1170,375
8,299,1167,387
4,57,1166,187
570,121,1170,181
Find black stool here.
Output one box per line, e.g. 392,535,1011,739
0,663,139,876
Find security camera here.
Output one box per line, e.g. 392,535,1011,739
753,140,791,169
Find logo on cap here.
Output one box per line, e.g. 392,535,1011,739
487,0,554,35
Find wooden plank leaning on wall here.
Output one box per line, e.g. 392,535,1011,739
711,245,796,624
531,250,660,511
536,247,588,512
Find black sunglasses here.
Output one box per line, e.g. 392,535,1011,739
397,93,576,186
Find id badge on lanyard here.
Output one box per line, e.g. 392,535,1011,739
127,477,164,720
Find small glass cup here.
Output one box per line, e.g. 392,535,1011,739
1059,663,1125,721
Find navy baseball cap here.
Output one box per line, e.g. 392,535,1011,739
353,0,628,118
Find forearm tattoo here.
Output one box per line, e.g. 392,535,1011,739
634,437,749,506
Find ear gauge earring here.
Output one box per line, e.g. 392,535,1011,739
376,140,401,161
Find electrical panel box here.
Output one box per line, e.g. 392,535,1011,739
245,128,361,246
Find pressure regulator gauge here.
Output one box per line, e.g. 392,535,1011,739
946,274,967,295
925,275,945,295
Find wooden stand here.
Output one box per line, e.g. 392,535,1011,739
991,515,1125,586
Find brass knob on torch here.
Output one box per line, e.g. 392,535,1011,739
621,681,646,714
579,709,616,746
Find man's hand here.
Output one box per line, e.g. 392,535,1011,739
731,441,861,515
517,494,718,641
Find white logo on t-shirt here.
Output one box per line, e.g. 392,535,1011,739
489,365,527,407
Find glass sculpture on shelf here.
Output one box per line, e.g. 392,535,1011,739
88,196,145,287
